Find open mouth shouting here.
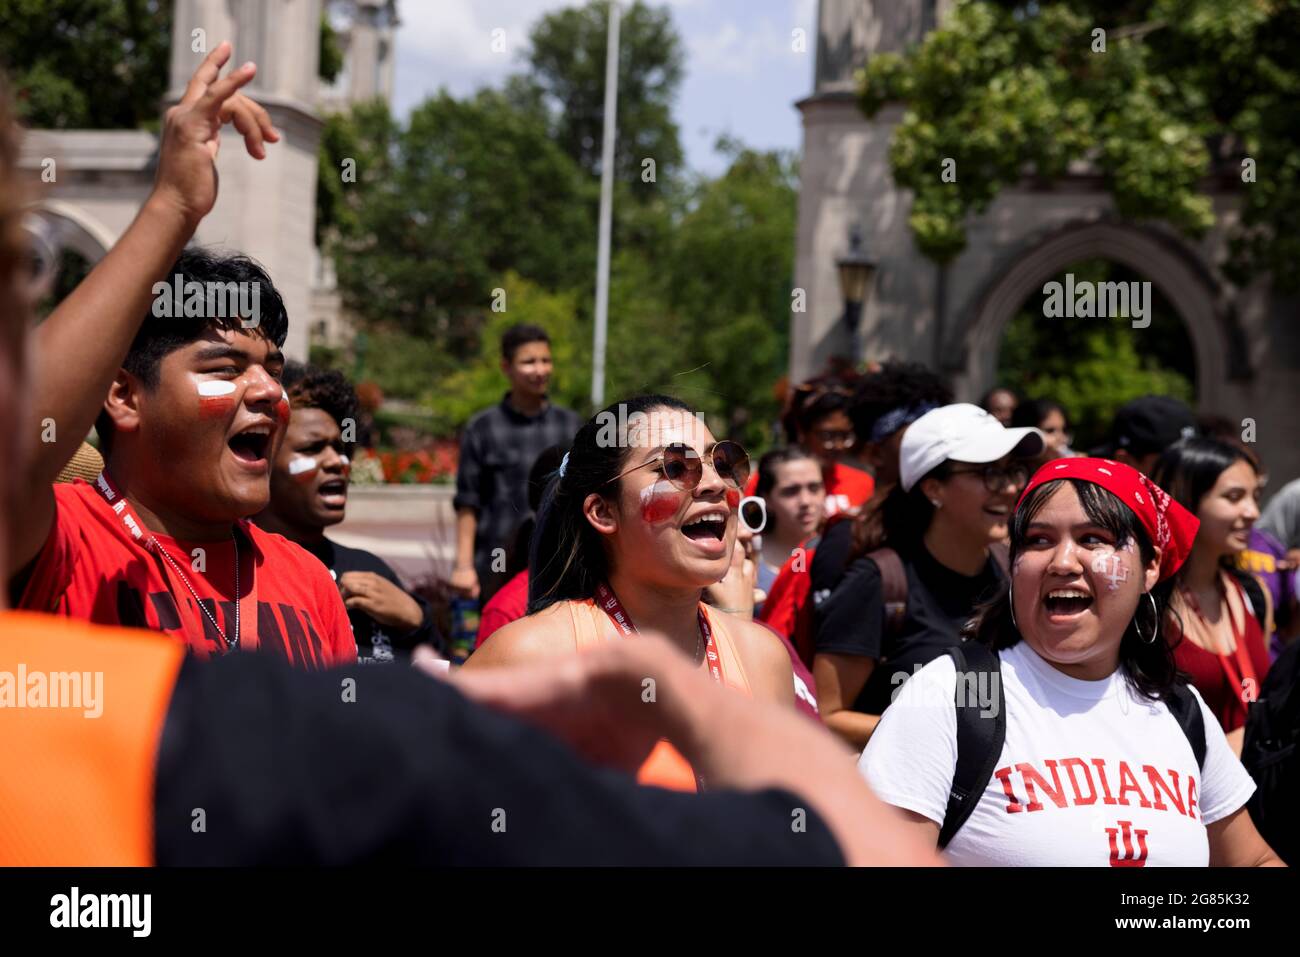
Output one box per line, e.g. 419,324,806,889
1042,586,1095,623
680,508,729,557
318,476,348,512
227,419,275,472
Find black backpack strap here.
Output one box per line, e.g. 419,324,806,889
1166,683,1207,769
938,642,1006,849
866,548,908,638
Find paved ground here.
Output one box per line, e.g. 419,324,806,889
329,486,457,589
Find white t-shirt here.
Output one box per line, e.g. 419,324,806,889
859,641,1256,866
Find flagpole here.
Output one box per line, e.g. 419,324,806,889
591,0,621,409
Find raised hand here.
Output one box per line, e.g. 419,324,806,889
151,42,280,228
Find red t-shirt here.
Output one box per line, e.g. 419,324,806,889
476,569,530,650
19,480,356,668
743,461,874,518
758,541,816,667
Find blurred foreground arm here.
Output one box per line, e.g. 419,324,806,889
433,634,938,866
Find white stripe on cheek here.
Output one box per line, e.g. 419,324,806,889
288,455,317,476
197,380,236,397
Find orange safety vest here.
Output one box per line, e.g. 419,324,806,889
0,610,184,865
561,598,752,792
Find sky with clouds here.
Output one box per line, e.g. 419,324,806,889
392,0,819,175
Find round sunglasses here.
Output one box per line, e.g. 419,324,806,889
612,440,751,491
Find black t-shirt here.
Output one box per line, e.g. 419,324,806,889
304,537,440,662
814,542,1004,714
809,518,855,616
153,652,845,866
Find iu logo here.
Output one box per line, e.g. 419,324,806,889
1105,820,1150,868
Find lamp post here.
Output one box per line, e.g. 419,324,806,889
836,225,875,366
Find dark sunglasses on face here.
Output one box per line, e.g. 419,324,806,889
613,441,751,491
948,461,1032,493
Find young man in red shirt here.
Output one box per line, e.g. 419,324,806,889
8,44,354,667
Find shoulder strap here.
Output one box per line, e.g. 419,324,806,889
866,548,908,638
1166,683,1207,769
938,642,1006,850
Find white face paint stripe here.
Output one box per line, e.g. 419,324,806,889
339,454,350,467
197,380,237,397
288,456,317,475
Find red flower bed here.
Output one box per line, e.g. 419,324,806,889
362,440,459,484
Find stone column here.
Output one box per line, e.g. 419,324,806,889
165,0,324,362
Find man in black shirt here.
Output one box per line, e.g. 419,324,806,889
256,363,440,661
451,325,582,604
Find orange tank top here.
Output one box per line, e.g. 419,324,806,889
561,598,751,792
0,611,185,865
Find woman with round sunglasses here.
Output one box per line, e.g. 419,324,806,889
814,404,1043,750
859,458,1281,866
465,394,797,791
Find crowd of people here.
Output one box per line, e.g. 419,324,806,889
1,46,1296,869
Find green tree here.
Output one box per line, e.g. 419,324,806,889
325,92,596,356
859,0,1300,288
510,0,685,188
431,272,591,433
598,144,799,447
998,260,1196,446
0,0,172,129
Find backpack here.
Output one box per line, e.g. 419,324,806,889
866,542,1010,639
1241,636,1300,866
936,642,1207,849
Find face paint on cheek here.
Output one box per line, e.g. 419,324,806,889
275,388,291,428
639,482,684,524
725,488,740,510
288,455,319,483
197,380,237,418
1090,548,1131,591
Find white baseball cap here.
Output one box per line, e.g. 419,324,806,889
900,403,1045,492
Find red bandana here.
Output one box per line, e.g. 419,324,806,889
1016,457,1199,582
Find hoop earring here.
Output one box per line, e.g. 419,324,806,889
1008,580,1018,632
1135,592,1159,645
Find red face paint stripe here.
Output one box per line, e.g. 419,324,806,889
725,488,740,509
199,397,235,419
640,487,683,524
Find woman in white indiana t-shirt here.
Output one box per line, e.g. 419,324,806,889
860,462,1282,866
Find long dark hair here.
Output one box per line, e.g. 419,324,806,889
962,479,1179,702
1152,436,1257,546
528,394,696,613
849,462,951,560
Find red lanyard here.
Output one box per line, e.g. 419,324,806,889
593,582,724,685
91,470,254,651
1182,577,1259,704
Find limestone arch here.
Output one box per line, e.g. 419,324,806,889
945,221,1249,411
26,200,113,266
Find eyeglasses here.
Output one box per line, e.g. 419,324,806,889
948,462,1032,493
811,429,856,449
612,441,751,491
